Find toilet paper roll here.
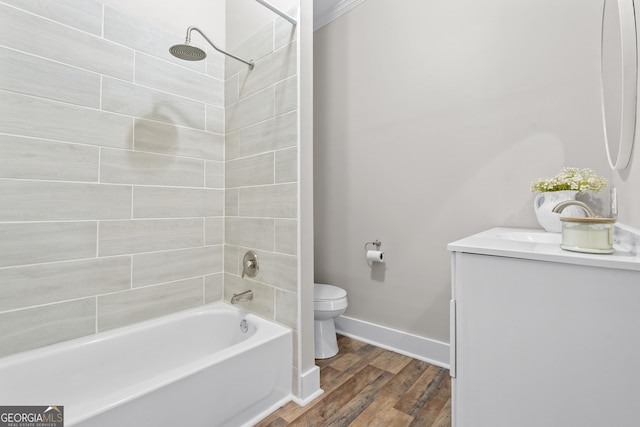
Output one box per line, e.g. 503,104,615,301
367,250,384,262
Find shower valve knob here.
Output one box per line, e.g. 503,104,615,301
242,251,259,278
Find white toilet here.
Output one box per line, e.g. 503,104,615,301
314,283,348,359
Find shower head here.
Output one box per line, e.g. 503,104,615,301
169,26,254,69
169,42,207,61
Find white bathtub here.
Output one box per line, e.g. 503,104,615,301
0,303,292,427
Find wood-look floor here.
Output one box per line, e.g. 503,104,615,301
256,335,451,427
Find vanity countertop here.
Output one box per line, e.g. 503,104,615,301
448,225,640,272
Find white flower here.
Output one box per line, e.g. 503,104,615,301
531,167,607,193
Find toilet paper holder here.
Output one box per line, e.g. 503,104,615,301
364,239,384,263
364,239,382,251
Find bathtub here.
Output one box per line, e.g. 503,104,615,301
0,303,292,427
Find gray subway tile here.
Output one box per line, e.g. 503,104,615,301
226,24,274,77
204,274,223,303
100,148,204,187
224,245,239,275
251,250,297,292
206,52,225,80
0,47,101,108
275,219,297,255
206,105,225,134
238,40,297,100
102,78,205,130
275,288,297,329
98,218,204,256
275,11,298,49
225,189,239,216
205,218,224,246
226,153,275,188
225,132,240,161
275,147,297,183
0,135,98,182
133,187,222,219
205,161,224,189
0,91,133,149
103,7,205,74
0,298,96,358
134,119,223,161
0,180,131,221
238,183,297,218
226,87,275,132
225,217,275,251
132,246,222,287
224,274,274,319
238,111,297,157
0,222,97,268
0,4,133,80
2,0,104,35
135,53,223,106
275,75,297,116
225,75,239,107
97,278,203,331
0,257,131,312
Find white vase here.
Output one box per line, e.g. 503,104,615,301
533,190,585,232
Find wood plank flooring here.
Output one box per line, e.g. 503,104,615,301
256,335,451,427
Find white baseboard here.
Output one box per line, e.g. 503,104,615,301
292,365,324,406
334,315,450,369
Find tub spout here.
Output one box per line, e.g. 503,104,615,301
231,290,253,304
552,200,597,217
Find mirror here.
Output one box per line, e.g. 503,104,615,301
601,0,637,170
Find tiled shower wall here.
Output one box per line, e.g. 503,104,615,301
0,1,226,357
223,18,299,332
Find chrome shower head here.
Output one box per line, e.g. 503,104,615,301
169,42,207,61
169,26,255,69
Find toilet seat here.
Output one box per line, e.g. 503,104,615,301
314,298,348,312
314,284,347,301
314,283,348,314
313,283,349,359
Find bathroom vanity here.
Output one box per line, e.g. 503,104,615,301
448,227,640,427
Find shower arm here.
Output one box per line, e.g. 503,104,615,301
185,26,255,69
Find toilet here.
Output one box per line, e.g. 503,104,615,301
314,283,348,359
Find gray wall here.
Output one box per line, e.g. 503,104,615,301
313,0,620,344
0,0,313,400
0,1,225,357
222,4,318,398
222,14,299,334
0,0,304,355
227,0,299,49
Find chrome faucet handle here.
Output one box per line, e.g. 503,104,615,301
242,259,255,278
241,251,259,278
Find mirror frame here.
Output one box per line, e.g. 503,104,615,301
601,0,638,170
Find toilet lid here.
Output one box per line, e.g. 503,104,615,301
314,283,347,301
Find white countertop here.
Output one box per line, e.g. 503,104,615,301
447,225,640,271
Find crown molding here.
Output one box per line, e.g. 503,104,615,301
314,0,367,31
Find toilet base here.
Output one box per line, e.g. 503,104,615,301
314,318,339,359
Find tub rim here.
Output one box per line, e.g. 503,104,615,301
0,302,293,425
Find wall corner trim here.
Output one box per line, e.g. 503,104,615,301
335,315,450,369
292,365,324,406
314,0,367,32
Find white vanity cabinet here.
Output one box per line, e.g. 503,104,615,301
448,228,640,427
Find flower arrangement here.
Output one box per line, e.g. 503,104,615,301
530,167,607,193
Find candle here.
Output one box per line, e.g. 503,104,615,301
560,218,615,254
